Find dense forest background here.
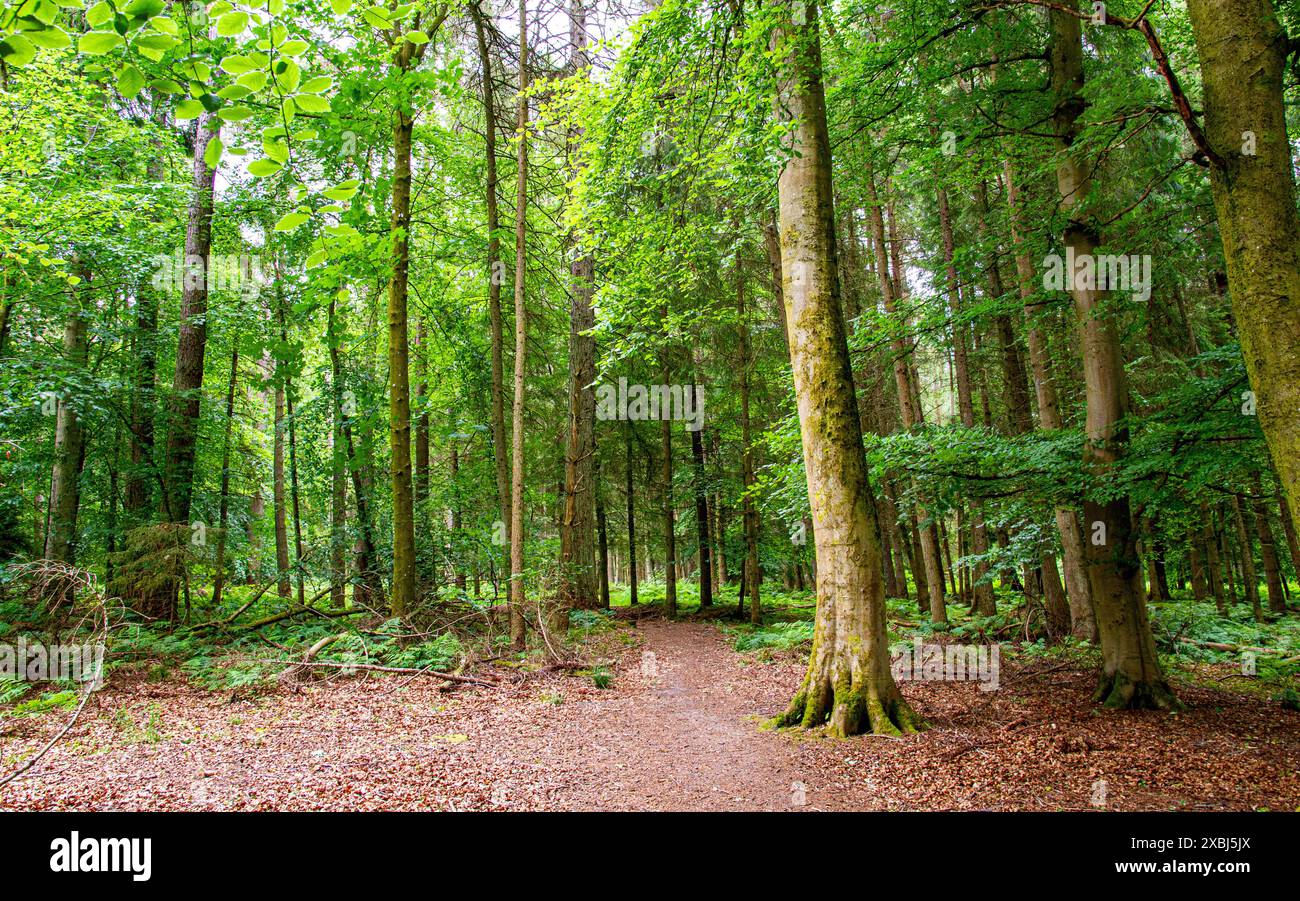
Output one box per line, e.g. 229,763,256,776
2,0,1299,771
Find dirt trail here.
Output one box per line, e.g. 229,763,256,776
524,620,807,811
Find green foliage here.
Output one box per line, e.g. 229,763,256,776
6,688,76,717
727,620,813,653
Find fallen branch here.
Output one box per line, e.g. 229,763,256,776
1176,638,1294,657
276,632,348,682
0,679,94,790
235,604,367,632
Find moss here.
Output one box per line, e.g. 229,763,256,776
1095,671,1184,711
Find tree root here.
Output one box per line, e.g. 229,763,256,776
1094,671,1184,711
768,682,927,738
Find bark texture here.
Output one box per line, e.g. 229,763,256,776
771,1,922,736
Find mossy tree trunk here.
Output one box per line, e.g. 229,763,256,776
1185,0,1300,539
770,0,922,737
44,268,89,567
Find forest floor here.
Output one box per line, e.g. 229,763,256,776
1,613,1298,811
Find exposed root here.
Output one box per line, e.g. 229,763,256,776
1094,671,1184,711
769,680,927,738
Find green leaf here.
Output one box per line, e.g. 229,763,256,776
216,84,252,100
272,59,300,93
174,98,204,120
274,211,309,232
279,39,309,57
294,94,330,114
148,15,178,35
220,54,254,75
85,0,112,27
403,31,428,45
124,0,164,18
216,11,248,36
116,63,146,99
79,30,125,55
299,75,332,94
217,105,255,122
203,136,223,168
0,35,36,67
182,60,212,82
322,178,360,201
134,32,178,51
262,138,289,162
236,70,268,91
361,6,391,28
150,77,185,94
247,158,283,177
328,0,352,14
28,27,73,50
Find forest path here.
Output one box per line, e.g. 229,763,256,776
525,619,807,811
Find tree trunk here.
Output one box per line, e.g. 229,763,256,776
1250,475,1286,614
738,259,760,625
1201,502,1227,615
1185,0,1300,537
866,168,942,623
472,5,512,571
1276,489,1300,582
660,352,678,618
690,381,712,608
211,346,239,609
508,0,530,648
1233,495,1265,621
559,0,599,623
388,109,417,618
124,283,157,520
1005,157,1095,639
595,460,610,609
273,356,291,601
328,290,380,607
625,420,638,606
771,0,921,736
1050,1,1176,708
938,183,995,617
163,112,219,527
44,271,89,566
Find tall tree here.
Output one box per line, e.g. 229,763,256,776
1048,1,1177,708
508,0,531,648
771,1,921,736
